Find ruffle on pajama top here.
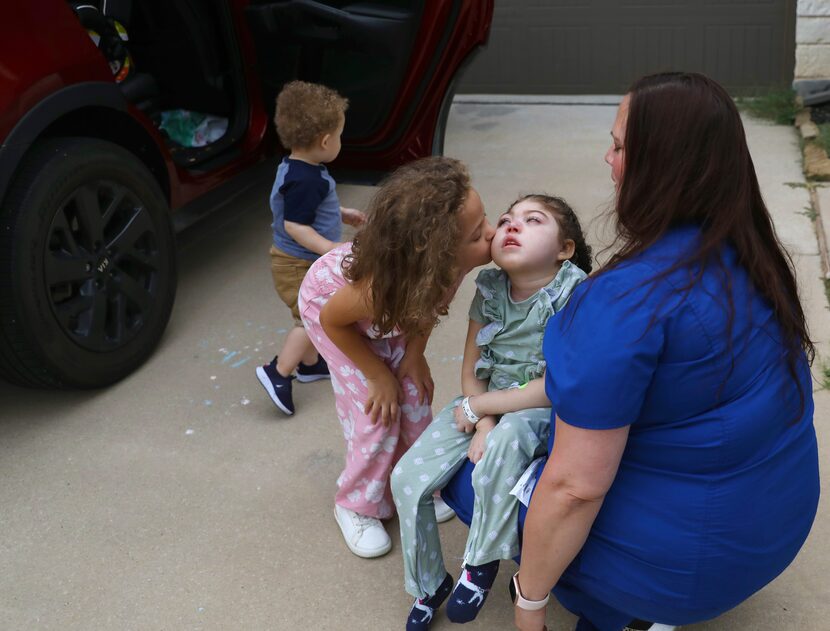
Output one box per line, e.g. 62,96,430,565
467,260,587,392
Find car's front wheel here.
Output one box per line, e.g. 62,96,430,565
0,137,176,388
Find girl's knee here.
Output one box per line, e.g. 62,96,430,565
390,464,429,505
489,415,544,453
390,467,407,503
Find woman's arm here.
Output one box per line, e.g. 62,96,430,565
320,282,401,427
467,377,550,417
514,416,629,631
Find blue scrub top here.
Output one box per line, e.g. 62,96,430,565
443,227,819,626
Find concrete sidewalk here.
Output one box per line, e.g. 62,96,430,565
0,100,827,630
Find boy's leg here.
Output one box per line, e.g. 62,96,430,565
276,326,318,376
258,247,316,413
269,247,315,376
464,408,550,564
391,398,473,599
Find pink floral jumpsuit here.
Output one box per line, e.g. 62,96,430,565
298,243,433,519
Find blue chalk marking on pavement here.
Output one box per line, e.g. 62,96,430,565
231,356,251,368
221,351,238,363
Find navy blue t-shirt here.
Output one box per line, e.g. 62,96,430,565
270,157,341,261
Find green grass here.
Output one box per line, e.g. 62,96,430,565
821,360,830,390
737,89,798,124
816,122,830,155
799,205,818,221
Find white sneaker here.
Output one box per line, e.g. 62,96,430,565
334,504,392,558
434,496,456,523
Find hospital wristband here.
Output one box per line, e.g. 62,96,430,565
461,396,481,424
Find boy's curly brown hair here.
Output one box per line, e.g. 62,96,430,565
275,81,349,149
344,157,472,339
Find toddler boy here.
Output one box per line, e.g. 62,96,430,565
256,81,364,415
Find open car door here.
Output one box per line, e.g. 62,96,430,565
245,0,493,175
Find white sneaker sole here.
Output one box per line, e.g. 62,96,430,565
295,372,331,383
255,366,293,415
333,507,392,558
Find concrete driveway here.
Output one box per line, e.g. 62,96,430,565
1,98,827,631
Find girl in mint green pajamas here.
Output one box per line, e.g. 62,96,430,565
391,195,592,630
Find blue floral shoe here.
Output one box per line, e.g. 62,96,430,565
445,560,500,623
406,573,453,631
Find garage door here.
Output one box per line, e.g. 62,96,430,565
459,0,796,95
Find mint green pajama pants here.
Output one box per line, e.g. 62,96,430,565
390,397,550,599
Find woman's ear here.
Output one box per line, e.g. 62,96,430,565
558,239,576,261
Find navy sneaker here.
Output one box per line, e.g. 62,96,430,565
256,357,295,415
407,573,453,631
445,560,500,623
296,354,330,383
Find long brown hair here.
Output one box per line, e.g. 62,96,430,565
607,72,813,406
344,157,471,338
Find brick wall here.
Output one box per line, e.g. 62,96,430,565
796,0,830,88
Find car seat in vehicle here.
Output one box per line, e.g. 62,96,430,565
70,1,162,113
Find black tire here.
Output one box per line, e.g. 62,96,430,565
0,137,176,388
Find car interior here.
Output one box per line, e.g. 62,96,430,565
245,0,424,141
70,0,246,169
69,0,428,166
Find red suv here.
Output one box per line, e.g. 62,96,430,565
0,0,493,388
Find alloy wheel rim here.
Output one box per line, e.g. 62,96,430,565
44,180,161,351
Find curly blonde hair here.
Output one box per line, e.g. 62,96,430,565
344,157,472,338
275,81,349,149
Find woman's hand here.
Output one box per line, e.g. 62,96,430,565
364,368,403,427
397,349,434,405
467,418,495,463
514,605,547,631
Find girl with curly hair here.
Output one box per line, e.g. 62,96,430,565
391,194,591,630
298,156,495,559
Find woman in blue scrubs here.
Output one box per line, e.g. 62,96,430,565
443,72,820,631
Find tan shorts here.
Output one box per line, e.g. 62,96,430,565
270,245,314,326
